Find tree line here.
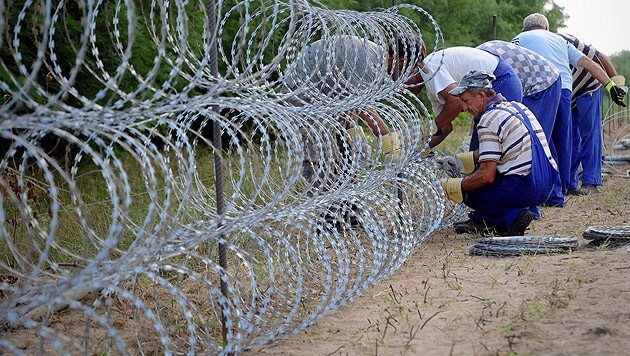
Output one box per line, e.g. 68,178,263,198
3,0,626,111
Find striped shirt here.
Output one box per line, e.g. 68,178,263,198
478,97,558,175
477,40,559,96
558,33,602,101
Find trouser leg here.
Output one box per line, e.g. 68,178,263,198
523,80,561,215
545,89,572,206
569,106,582,190
577,88,603,186
464,175,534,231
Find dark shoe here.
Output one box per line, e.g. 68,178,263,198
566,187,588,196
454,219,498,236
581,184,600,194
542,197,564,207
502,210,533,236
453,218,473,227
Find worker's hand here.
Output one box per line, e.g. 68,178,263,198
605,81,627,107
455,151,475,174
436,156,462,177
436,152,475,177
380,131,403,158
440,178,464,204
345,125,372,164
345,125,367,143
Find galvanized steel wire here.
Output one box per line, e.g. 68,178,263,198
0,0,462,353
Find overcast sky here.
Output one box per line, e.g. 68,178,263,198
553,0,629,55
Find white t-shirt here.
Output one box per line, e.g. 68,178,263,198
420,47,499,115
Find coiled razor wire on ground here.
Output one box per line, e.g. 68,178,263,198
602,101,630,176
0,0,465,353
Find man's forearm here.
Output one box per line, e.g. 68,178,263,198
595,51,618,77
434,103,463,129
359,107,390,136
578,56,613,87
461,161,496,190
428,123,453,148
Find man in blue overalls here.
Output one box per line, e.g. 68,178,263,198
440,70,559,236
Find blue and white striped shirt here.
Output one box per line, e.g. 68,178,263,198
477,96,558,175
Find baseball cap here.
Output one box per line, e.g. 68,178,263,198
448,70,496,96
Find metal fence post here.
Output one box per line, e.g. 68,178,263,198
206,0,230,348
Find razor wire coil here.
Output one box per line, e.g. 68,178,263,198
0,0,469,353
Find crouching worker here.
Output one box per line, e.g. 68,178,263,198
440,70,559,236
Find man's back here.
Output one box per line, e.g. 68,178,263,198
512,29,582,91
421,47,499,114
478,100,557,175
284,36,386,102
477,40,559,96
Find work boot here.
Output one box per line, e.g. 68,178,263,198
502,210,534,236
566,187,588,196
454,219,498,236
581,184,600,194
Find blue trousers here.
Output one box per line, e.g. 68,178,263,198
465,173,553,231
545,88,572,206
522,79,561,141
492,57,523,103
522,79,561,218
570,88,603,188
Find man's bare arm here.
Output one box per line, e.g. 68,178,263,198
434,83,464,129
462,160,496,191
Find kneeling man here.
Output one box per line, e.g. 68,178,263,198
441,70,559,236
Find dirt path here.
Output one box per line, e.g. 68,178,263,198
252,175,630,355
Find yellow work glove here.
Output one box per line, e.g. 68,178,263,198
436,151,475,177
455,151,475,175
611,75,625,86
380,131,403,158
345,126,367,143
440,178,464,204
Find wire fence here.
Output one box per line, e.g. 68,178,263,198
601,88,630,176
0,1,463,354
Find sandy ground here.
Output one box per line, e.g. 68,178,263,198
252,174,630,355
4,152,628,355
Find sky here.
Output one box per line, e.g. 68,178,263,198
553,0,630,55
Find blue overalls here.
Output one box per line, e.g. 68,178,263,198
569,87,603,188
464,103,559,232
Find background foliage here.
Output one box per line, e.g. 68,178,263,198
4,0,626,136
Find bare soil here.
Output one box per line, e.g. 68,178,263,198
252,174,630,355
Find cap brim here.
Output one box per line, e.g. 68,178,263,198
448,86,467,96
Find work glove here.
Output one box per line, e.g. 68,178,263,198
605,80,627,107
440,178,464,204
436,152,475,177
380,131,403,158
611,75,625,86
345,125,367,143
344,125,373,167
